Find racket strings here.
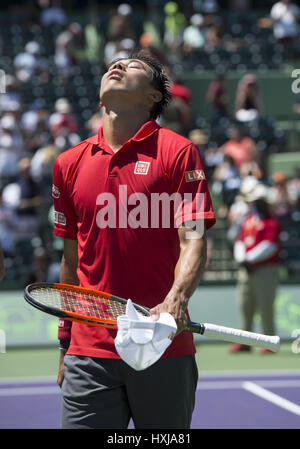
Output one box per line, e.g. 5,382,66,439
31,287,127,320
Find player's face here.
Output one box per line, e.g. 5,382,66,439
99,59,161,111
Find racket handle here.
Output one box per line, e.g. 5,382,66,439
202,323,280,352
185,321,205,334
185,321,280,352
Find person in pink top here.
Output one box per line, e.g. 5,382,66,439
221,125,258,169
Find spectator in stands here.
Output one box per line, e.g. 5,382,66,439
14,41,42,83
26,246,58,284
49,98,80,151
0,114,24,157
160,95,191,136
227,175,259,247
1,157,43,267
85,110,104,137
235,74,264,122
160,75,192,136
189,128,208,154
182,13,205,54
268,171,294,218
107,3,136,42
292,92,300,115
0,138,20,184
30,144,59,186
39,0,67,27
270,0,300,48
21,100,51,154
212,154,242,211
55,22,83,81
0,188,18,258
201,0,219,14
229,0,251,11
15,157,44,221
206,74,229,124
104,3,137,67
49,98,77,136
204,23,222,52
139,33,165,65
159,72,192,136
219,125,259,170
170,75,192,106
231,183,281,353
199,143,223,182
287,166,300,210
163,1,186,50
0,75,21,113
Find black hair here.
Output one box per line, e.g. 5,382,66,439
109,50,171,119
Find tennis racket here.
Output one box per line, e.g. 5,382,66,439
24,282,280,352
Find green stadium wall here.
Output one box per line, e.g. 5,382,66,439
182,69,298,121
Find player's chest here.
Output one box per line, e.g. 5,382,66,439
71,150,169,212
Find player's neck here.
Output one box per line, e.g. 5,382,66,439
102,107,150,153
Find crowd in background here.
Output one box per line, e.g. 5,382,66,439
0,0,300,286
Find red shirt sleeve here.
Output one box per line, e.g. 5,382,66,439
166,143,216,230
52,158,78,240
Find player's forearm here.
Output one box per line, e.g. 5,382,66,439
169,226,207,306
60,238,79,285
150,224,207,332
58,240,79,345
60,254,79,285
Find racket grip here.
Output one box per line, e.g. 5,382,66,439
202,323,280,352
185,321,205,334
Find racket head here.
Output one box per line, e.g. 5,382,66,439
24,282,150,329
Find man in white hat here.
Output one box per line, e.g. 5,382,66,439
230,183,281,353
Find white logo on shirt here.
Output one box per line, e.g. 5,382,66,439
52,184,60,198
134,161,150,175
54,211,66,226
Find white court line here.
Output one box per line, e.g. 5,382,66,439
197,379,300,390
243,381,300,417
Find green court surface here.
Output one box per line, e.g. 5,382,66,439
0,342,299,380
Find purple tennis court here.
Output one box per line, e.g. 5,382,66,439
0,372,299,429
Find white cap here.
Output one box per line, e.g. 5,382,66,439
55,98,71,113
0,115,16,130
117,3,132,16
115,299,177,371
25,41,40,54
191,14,204,27
244,183,270,203
120,38,135,50
240,176,259,196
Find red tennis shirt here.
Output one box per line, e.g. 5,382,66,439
53,119,216,359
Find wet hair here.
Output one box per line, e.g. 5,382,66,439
109,50,171,119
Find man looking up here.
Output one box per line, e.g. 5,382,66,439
53,51,215,429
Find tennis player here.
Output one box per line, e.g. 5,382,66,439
53,51,216,429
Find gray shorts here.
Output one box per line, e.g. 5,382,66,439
61,354,198,429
